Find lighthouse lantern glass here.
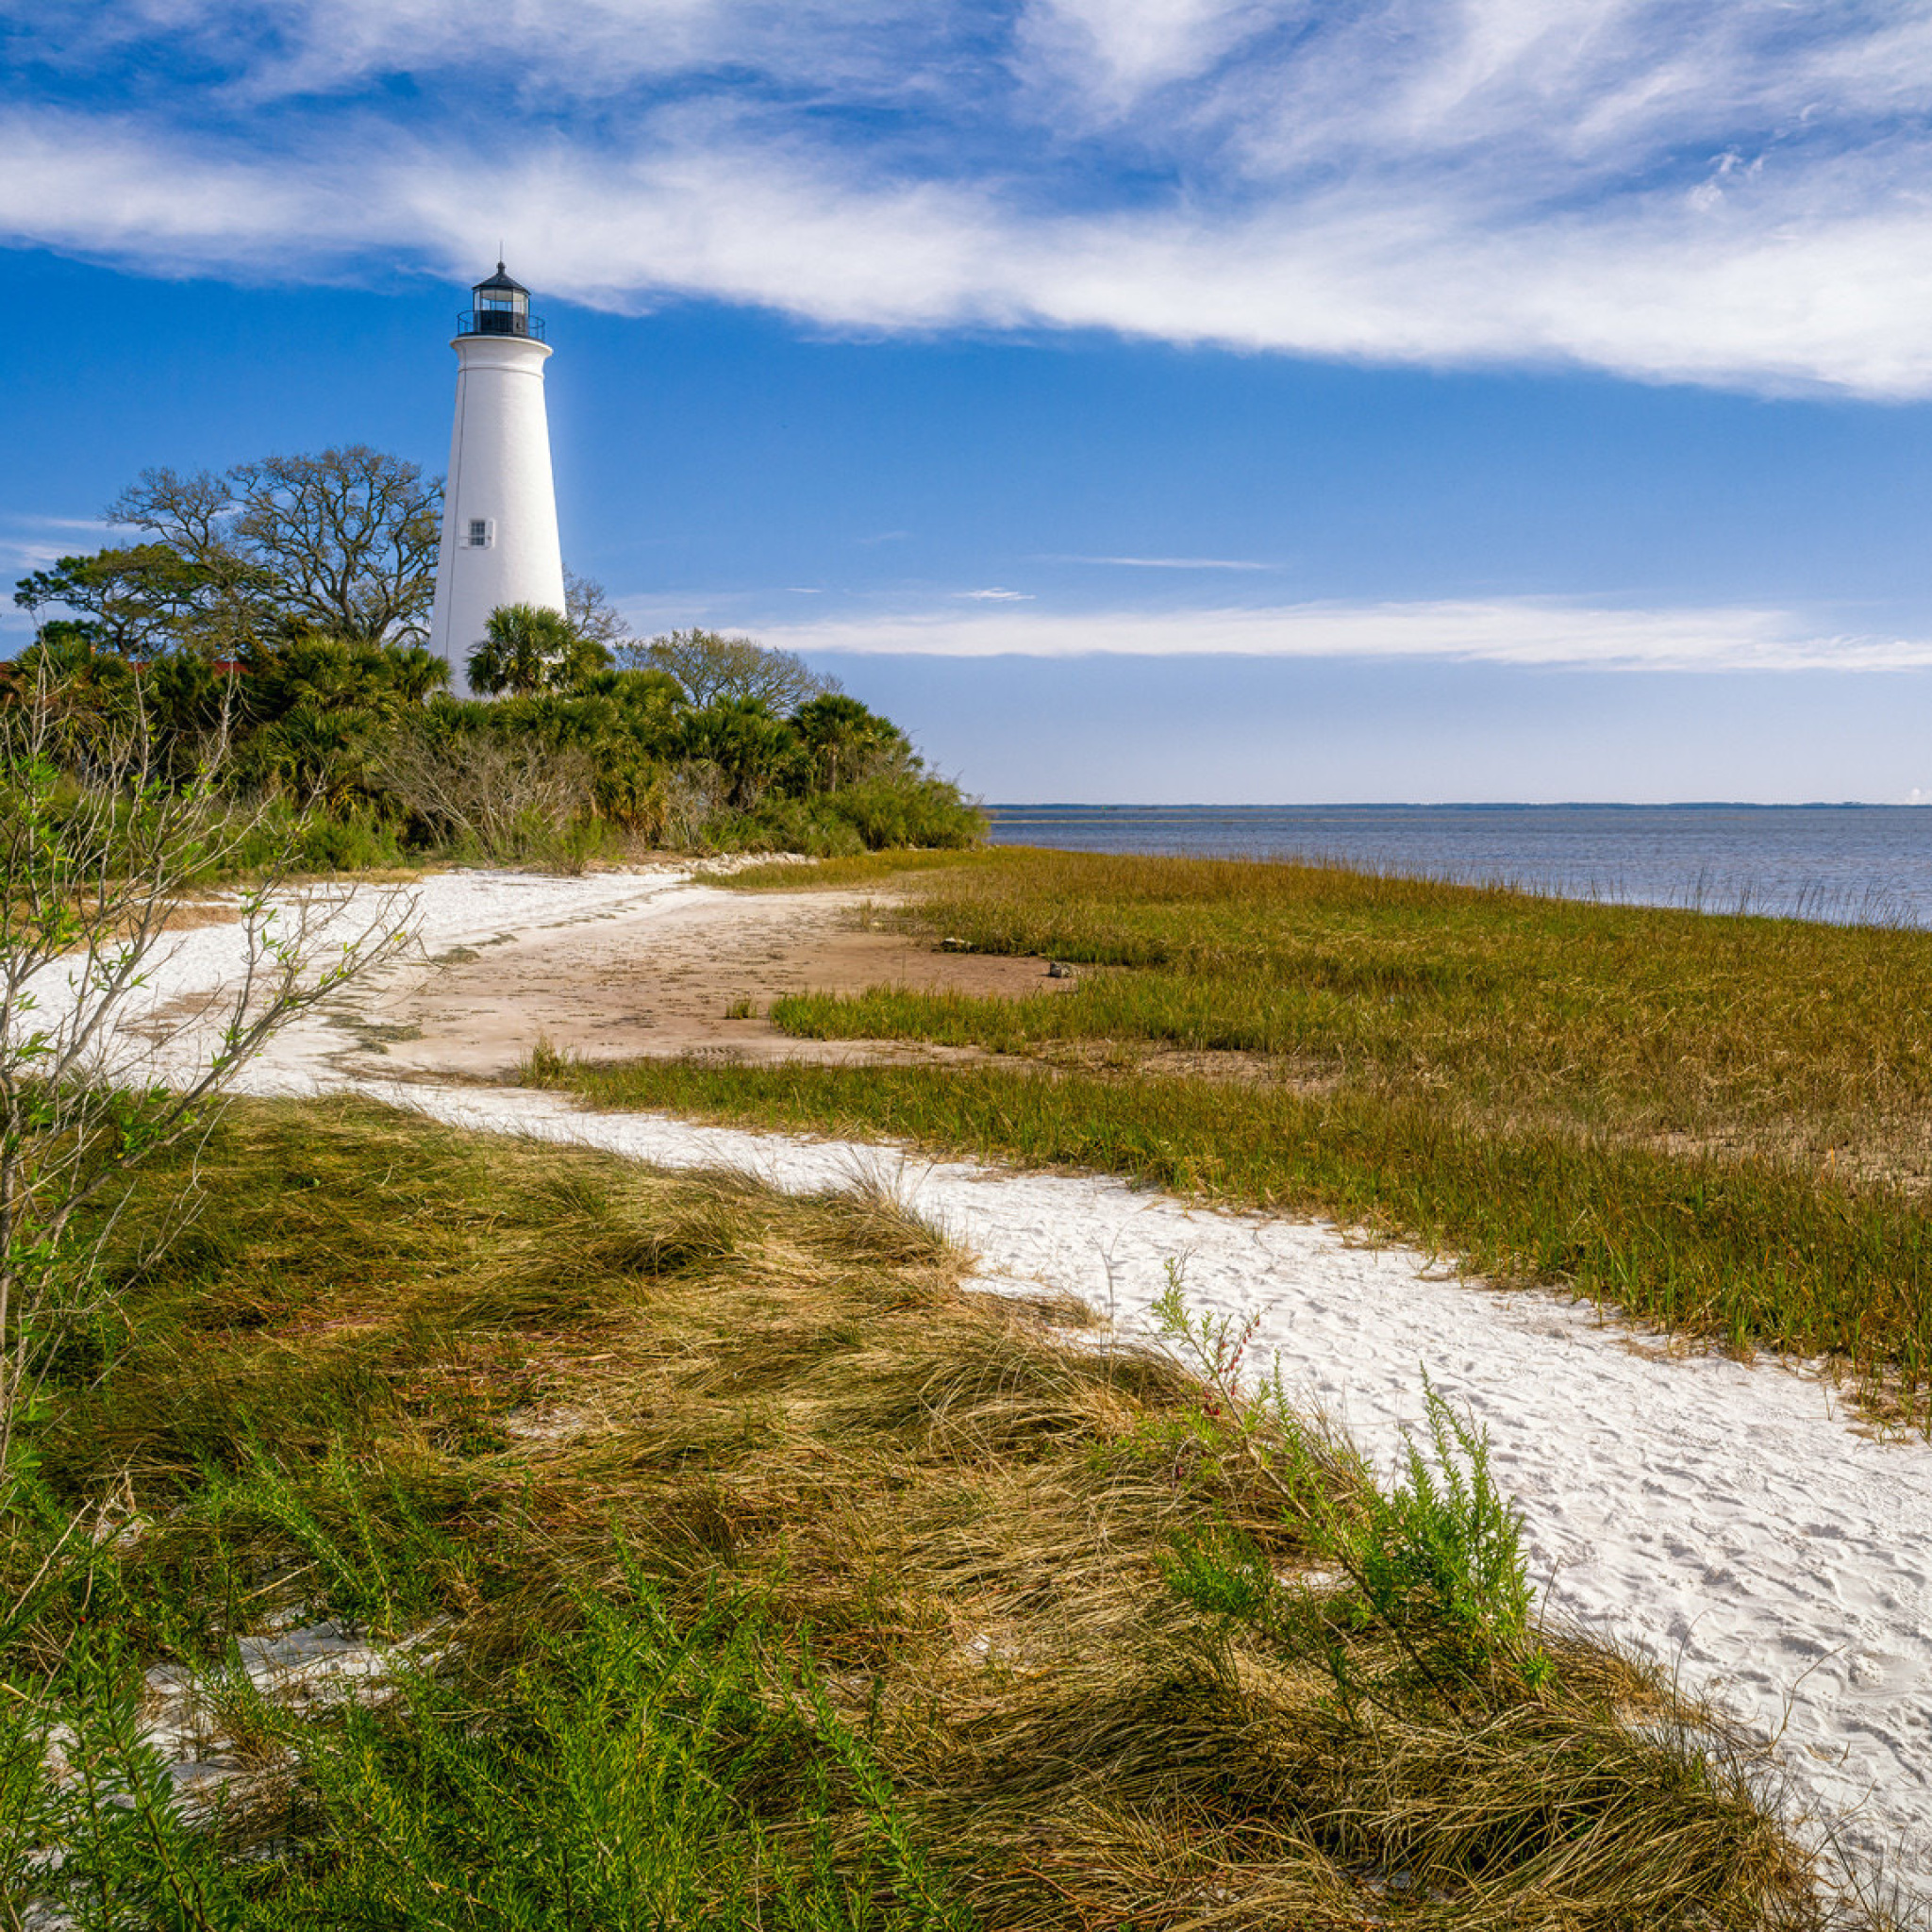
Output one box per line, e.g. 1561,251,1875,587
458,265,541,340
473,285,529,336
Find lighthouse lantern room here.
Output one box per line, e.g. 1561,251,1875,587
427,262,567,687
462,263,544,339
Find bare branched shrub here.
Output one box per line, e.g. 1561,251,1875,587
377,728,597,864
659,762,726,851
0,659,414,1491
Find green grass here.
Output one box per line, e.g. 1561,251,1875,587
0,1097,1857,1929
724,850,991,892
532,1054,1932,1420
8,1577,957,1931
736,846,1932,1174
687,847,1932,1422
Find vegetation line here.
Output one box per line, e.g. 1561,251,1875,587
10,446,984,874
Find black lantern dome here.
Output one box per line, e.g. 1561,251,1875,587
458,262,545,341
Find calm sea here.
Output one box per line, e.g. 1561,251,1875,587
984,804,1932,927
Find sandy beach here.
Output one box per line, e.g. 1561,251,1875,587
40,861,1932,1910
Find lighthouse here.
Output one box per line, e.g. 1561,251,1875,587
427,263,567,687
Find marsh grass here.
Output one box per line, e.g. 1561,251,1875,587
536,1054,1932,1427
695,848,1932,1421
0,1098,1870,1927
739,848,1932,1174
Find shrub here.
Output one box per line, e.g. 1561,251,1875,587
199,796,411,875
378,723,599,864
824,774,986,851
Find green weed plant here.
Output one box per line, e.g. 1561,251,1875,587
1151,1268,1547,1707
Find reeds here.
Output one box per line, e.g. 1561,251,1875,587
746,847,1932,1168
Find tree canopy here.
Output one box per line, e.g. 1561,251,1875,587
625,629,841,711
467,604,609,697
563,570,631,651
7,449,984,863
105,445,441,647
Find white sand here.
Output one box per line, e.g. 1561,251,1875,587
137,1619,442,1802
391,1081,1932,1908
23,866,1932,1907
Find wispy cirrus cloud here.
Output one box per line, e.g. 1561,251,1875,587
1046,555,1277,571
0,516,116,631
8,3,1932,392
0,513,115,572
757,596,1932,673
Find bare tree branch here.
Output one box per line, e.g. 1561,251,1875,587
619,629,841,713
563,569,631,650
108,447,441,647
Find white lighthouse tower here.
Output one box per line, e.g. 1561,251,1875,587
427,263,567,687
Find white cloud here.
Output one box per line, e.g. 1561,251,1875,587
10,4,1932,391
1048,555,1277,570
958,587,1033,600
756,597,1932,672
1012,0,1278,114
14,0,959,108
0,518,112,634
0,514,116,575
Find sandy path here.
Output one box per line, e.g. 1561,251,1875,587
86,861,1068,1090
350,872,1066,1082
371,1080,1932,1912
24,865,1932,1910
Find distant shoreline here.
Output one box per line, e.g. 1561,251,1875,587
987,799,1924,811
980,800,1932,926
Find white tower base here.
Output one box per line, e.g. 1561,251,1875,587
428,331,566,690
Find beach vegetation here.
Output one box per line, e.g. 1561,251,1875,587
627,625,839,711
7,455,986,870
0,1096,1861,1927
465,600,605,697
516,847,1932,1423
0,653,410,1503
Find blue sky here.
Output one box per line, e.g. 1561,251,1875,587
8,1,1932,801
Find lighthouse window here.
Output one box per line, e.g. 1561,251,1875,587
467,519,492,548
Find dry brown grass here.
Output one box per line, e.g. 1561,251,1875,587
10,1097,1886,1929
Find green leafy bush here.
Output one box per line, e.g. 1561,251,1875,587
1153,1274,1548,1696
8,469,984,868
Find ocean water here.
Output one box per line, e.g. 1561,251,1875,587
984,804,1932,926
